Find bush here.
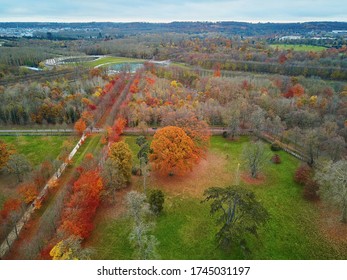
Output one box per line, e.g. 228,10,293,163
303,179,320,201
270,142,282,151
294,164,313,185
271,154,281,164
147,189,165,215
131,166,141,176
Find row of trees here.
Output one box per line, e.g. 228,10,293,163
0,70,108,126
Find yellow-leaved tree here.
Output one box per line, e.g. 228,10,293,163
107,141,132,184
50,237,91,260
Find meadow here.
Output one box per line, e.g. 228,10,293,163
88,136,346,260
270,44,327,52
0,135,75,208
85,56,145,68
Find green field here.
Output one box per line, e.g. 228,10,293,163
89,136,345,260
270,44,327,52
0,135,75,166
86,56,145,68
73,134,102,166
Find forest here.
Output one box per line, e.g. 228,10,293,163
0,23,346,260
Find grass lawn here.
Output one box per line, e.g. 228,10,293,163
270,44,327,52
73,134,102,166
89,136,346,260
0,135,74,166
0,135,77,208
86,56,145,68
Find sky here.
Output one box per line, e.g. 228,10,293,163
0,0,346,23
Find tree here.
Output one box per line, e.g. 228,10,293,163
109,117,127,143
101,158,126,204
18,182,38,204
203,186,269,254
242,141,269,178
304,129,321,166
5,154,32,182
74,118,86,136
50,236,92,260
150,126,199,176
323,136,346,162
226,109,240,140
126,191,159,259
147,189,165,215
59,170,103,239
249,107,265,137
315,160,347,223
136,136,150,164
136,136,150,191
0,198,23,239
161,111,210,154
0,140,11,170
108,141,132,184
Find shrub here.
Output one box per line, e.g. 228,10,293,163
271,154,281,164
131,166,141,176
270,142,282,151
303,179,320,201
294,164,313,185
147,189,165,215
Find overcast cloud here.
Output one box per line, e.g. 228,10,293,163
0,0,346,22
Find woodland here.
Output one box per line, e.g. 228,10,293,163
0,23,346,260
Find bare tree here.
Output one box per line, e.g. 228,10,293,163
126,191,159,259
101,158,126,204
5,154,32,183
315,160,347,223
242,141,269,178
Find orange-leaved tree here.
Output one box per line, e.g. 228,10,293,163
59,170,103,239
17,182,38,204
110,117,127,143
161,111,210,156
74,118,87,136
150,126,200,176
0,140,12,170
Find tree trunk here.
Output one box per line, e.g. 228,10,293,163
6,236,10,250
14,224,18,238
341,201,347,224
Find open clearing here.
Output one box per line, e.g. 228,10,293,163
1,135,74,166
88,136,347,260
270,44,327,52
86,56,145,68
0,135,76,208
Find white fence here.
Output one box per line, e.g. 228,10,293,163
0,133,87,258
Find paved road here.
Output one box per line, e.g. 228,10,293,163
0,128,104,135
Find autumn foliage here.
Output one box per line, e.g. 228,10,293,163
18,182,39,204
110,117,127,143
74,118,87,135
150,126,200,176
0,140,12,169
0,198,22,220
58,170,103,239
161,111,210,156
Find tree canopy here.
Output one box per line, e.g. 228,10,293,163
150,126,200,176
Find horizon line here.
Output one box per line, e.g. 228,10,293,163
1,20,347,24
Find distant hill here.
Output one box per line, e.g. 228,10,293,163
1,21,347,37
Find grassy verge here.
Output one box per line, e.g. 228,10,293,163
86,56,145,68
73,134,102,166
1,135,73,166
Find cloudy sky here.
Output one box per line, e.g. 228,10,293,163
0,0,346,22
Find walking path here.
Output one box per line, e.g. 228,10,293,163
0,133,87,258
